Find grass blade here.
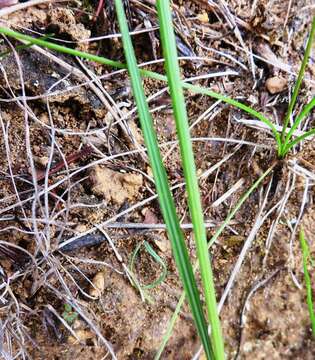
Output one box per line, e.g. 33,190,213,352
0,32,54,59
281,16,315,143
299,228,315,336
283,127,315,154
295,97,315,127
154,290,186,360
280,96,315,157
113,0,214,357
155,165,275,358
182,83,281,150
156,1,224,358
130,241,167,290
0,27,280,148
142,241,167,289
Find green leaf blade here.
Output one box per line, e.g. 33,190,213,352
156,1,225,359
281,16,315,143
300,228,315,336
113,0,214,358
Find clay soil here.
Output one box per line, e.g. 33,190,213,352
0,0,314,359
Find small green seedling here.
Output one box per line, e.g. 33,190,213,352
62,303,78,325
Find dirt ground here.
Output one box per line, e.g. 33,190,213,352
0,0,314,359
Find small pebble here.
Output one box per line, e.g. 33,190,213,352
68,329,95,344
36,156,49,167
72,319,85,330
197,12,209,23
248,94,258,105
155,237,170,253
75,224,87,233
265,76,287,94
39,113,49,124
89,271,105,298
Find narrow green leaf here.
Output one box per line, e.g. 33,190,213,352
281,16,315,143
0,32,54,59
300,228,315,336
143,241,167,289
283,127,315,155
155,165,274,358
154,291,186,360
113,0,214,357
130,241,168,290
156,1,224,358
280,96,315,157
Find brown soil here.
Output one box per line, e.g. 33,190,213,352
0,1,314,359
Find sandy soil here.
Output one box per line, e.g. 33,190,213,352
0,0,314,359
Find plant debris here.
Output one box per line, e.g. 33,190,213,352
0,0,314,358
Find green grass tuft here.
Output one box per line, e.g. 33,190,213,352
280,16,315,147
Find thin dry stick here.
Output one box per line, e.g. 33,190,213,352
58,148,242,251
94,225,146,301
212,178,245,207
0,113,30,225
163,100,223,161
218,177,273,311
45,279,117,358
7,37,47,252
263,172,296,264
236,269,280,359
0,136,266,217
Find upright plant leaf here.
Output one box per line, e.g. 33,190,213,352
281,16,315,150
156,1,225,358
155,165,274,358
300,228,315,336
113,0,214,357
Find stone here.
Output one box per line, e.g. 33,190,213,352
265,76,287,94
